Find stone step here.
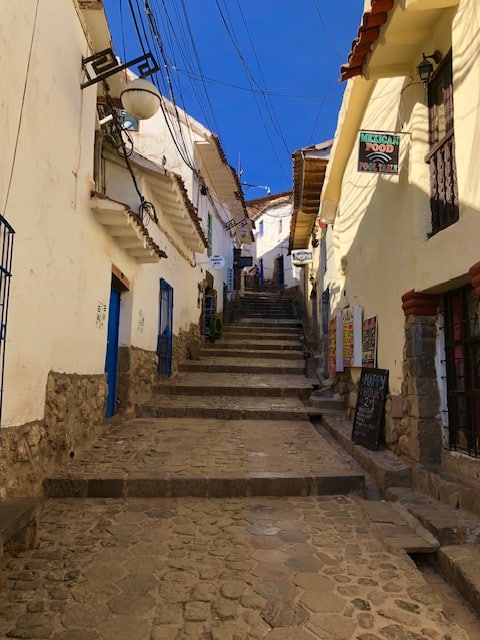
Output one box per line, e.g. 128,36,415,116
223,319,302,337
203,341,302,351
178,360,306,375
235,319,302,328
0,498,44,558
237,312,298,319
385,486,480,546
226,317,301,324
152,372,314,399
237,304,295,311
219,327,303,346
139,395,309,421
44,473,364,499
200,348,304,360
360,500,440,554
42,418,365,499
309,394,346,411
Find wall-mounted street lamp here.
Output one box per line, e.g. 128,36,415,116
417,50,442,86
82,48,161,225
81,48,161,120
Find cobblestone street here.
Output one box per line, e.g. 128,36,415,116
1,297,479,639
0,496,472,639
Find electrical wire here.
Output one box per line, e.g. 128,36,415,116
3,0,40,216
169,65,336,100
213,0,290,183
310,0,342,61
156,0,216,131
178,0,221,135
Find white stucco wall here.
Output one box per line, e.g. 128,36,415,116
132,104,237,316
253,200,298,289
0,1,121,427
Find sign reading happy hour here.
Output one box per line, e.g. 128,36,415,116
358,131,400,175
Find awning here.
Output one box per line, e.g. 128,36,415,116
195,134,253,244
90,193,167,263
289,143,331,251
150,172,208,253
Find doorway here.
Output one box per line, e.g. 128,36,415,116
157,278,173,376
105,285,121,417
276,255,285,288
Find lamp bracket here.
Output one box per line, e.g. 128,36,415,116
225,218,249,231
429,50,442,64
81,48,160,89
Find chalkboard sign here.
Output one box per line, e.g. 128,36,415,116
351,368,389,451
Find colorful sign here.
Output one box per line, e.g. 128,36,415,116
358,131,400,174
328,315,344,373
362,316,378,368
342,308,354,367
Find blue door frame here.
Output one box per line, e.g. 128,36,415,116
105,286,121,417
157,278,173,377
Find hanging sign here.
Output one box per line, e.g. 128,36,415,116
358,131,400,175
208,254,225,270
291,249,313,265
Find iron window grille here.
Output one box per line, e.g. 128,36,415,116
426,50,459,236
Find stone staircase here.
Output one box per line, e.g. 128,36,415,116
43,291,365,499
139,314,311,421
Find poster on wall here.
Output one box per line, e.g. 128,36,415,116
362,316,378,368
342,308,354,367
328,315,343,373
358,131,400,174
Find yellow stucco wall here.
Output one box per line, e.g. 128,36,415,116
324,0,480,395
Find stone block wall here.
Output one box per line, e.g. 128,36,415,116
117,324,202,414
0,372,106,498
385,315,442,465
117,346,157,416
173,324,202,373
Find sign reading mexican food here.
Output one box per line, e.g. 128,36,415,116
358,131,400,175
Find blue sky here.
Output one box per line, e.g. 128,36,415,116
103,0,363,197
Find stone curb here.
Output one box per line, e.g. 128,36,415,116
318,414,412,490
436,544,480,615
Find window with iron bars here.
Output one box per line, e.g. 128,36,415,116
444,285,480,457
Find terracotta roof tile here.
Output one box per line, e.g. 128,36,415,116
340,0,395,82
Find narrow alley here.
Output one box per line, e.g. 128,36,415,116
1,291,479,639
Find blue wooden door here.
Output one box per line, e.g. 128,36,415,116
157,278,173,377
105,286,121,417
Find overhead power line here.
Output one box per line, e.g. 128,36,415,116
169,65,339,100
